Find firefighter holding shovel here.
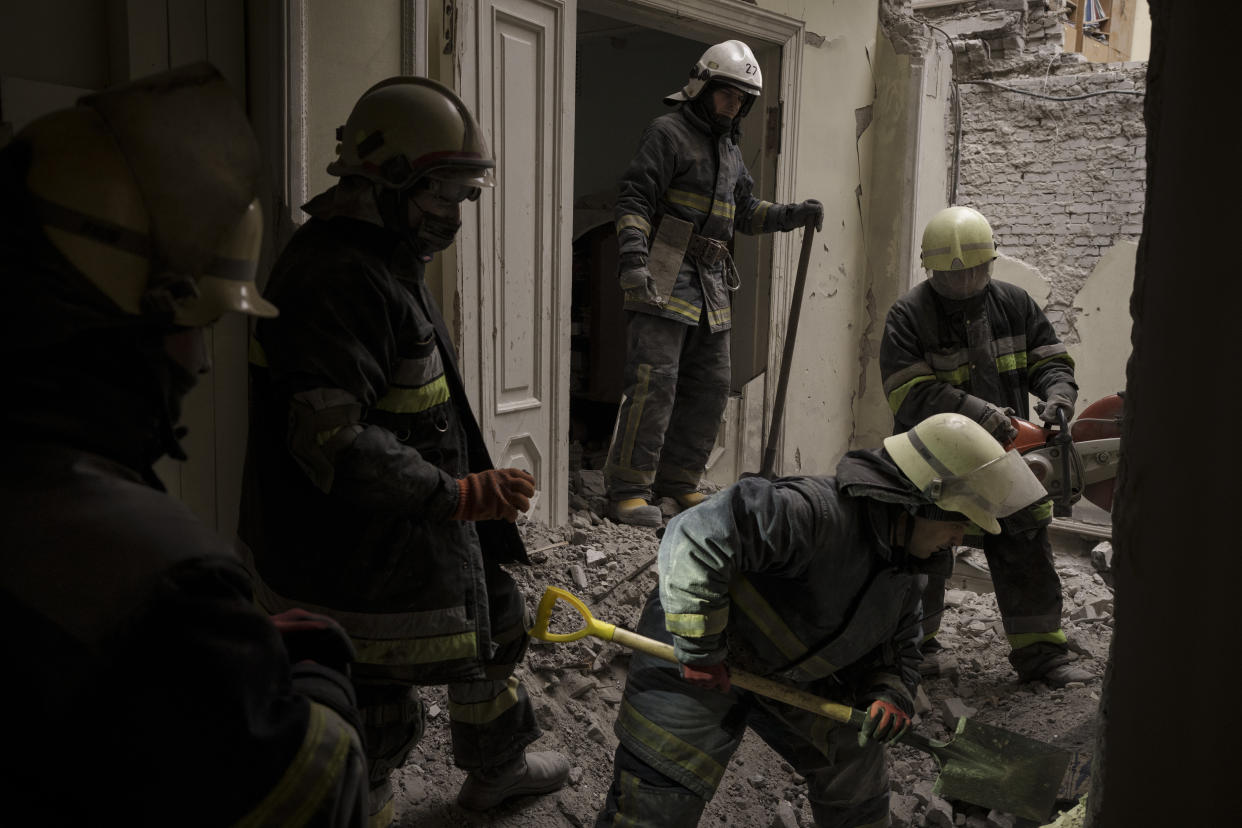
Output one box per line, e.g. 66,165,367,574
589,412,1048,827
604,39,824,526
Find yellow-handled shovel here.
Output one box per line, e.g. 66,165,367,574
529,586,1071,823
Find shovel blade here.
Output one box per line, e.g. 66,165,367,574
926,717,1072,823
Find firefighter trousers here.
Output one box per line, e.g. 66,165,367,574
355,557,541,826
920,525,1070,678
595,593,891,828
605,310,730,502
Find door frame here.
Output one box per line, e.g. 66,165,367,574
579,0,806,478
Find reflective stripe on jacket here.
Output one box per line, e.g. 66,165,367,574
242,213,526,684
657,451,935,713
879,279,1076,432
1,443,368,827
614,105,786,332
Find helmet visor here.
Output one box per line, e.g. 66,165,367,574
925,449,1047,523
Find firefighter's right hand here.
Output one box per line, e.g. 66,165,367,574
452,468,537,522
679,662,731,693
619,255,661,305
979,404,1019,445
271,608,356,674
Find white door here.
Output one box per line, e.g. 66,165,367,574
458,0,576,526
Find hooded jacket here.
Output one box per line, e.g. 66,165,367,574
657,449,946,713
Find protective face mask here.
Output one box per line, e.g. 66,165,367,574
928,261,993,300
408,188,464,254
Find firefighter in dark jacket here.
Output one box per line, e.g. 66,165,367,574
0,64,368,826
604,39,825,526
239,77,568,825
596,413,1048,827
879,205,1093,687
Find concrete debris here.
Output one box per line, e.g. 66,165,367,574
587,723,607,744
585,547,609,566
571,528,591,546
578,470,606,498
568,766,583,786
426,704,441,719
563,673,598,700
1090,541,1113,572
772,799,800,828
570,564,589,590
924,793,956,826
985,810,1016,828
914,685,933,716
890,792,919,828
939,697,978,730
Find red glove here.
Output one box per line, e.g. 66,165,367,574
679,662,731,693
857,698,912,746
270,608,355,674
452,468,536,522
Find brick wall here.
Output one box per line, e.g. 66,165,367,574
953,64,1146,339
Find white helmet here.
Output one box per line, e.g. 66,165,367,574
664,40,763,105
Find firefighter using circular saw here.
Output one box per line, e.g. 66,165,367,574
879,205,1092,687
0,63,369,825
604,39,825,526
239,77,568,825
596,413,1048,827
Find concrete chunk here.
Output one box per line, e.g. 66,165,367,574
939,697,978,730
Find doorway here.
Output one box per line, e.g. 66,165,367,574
569,4,786,480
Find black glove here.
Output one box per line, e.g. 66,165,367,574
271,608,355,675
1037,385,1077,426
618,253,660,304
783,199,824,231
978,403,1019,445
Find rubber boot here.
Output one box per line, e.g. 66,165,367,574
612,498,663,527
456,751,571,811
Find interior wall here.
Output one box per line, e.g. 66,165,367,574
1093,1,1239,824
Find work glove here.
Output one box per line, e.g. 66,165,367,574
782,199,824,232
978,403,1019,446
857,698,912,747
271,608,356,675
1036,386,1077,427
452,468,536,522
618,253,661,305
679,662,731,693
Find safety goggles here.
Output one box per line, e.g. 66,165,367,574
922,449,1047,521
424,176,482,204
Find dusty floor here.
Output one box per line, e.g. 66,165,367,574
391,487,1112,828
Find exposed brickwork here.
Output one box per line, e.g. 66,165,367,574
953,66,1146,340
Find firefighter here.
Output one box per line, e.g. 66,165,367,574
604,39,825,526
879,205,1093,687
239,76,568,825
596,413,1048,827
0,64,368,825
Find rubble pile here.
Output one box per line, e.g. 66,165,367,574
392,484,1113,828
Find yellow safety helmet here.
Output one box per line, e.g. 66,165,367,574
920,206,997,270
884,412,1046,534
19,62,276,328
328,76,495,191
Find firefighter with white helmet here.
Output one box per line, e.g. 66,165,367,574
879,205,1091,687
604,39,825,526
239,76,568,825
0,62,369,825
596,413,1045,827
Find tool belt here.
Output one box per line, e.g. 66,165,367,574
686,233,730,267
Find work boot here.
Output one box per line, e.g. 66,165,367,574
1031,662,1095,688
670,491,707,509
612,498,663,527
457,751,571,811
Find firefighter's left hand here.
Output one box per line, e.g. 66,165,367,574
858,698,911,746
786,199,824,232
1038,391,1076,426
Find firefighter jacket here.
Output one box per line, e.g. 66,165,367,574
0,362,367,827
657,449,945,714
242,206,527,686
880,279,1077,433
614,103,796,333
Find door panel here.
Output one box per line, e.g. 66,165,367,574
462,0,574,525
